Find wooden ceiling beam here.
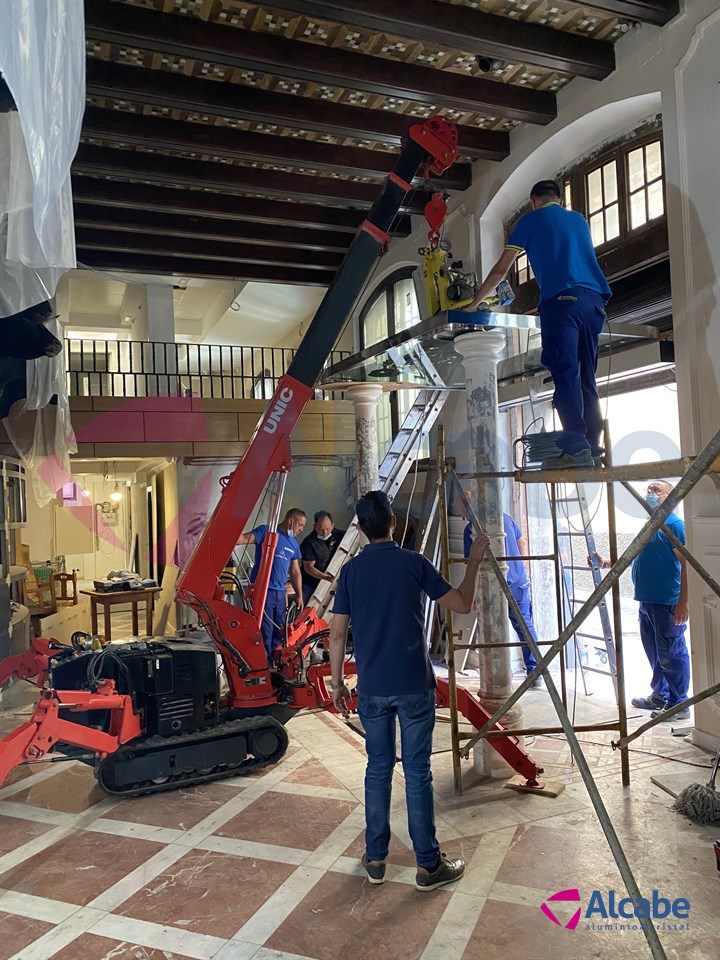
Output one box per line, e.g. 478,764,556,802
72,143,432,212
75,227,344,270
73,203,352,252
85,58,544,144
255,0,615,79
77,250,335,286
81,105,475,188
71,175,413,235
574,1,678,25
86,0,561,117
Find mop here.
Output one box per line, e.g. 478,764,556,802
672,747,720,825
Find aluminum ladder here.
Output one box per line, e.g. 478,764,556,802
554,482,618,699
308,344,448,617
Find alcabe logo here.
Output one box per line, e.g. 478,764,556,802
540,889,582,930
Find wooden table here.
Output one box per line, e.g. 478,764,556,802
80,587,162,642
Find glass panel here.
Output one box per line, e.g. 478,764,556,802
627,147,645,192
363,293,388,348
393,276,420,333
648,179,664,220
589,211,605,246
564,180,572,210
376,391,392,461
645,140,662,182
605,202,620,241
603,161,618,204
629,189,647,229
587,168,603,213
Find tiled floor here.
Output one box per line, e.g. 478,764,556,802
0,682,718,960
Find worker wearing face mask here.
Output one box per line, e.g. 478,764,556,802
300,510,346,605
237,507,306,662
593,481,689,721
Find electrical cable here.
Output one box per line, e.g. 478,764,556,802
399,448,421,549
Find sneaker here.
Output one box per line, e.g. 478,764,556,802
416,853,465,891
593,456,604,468
631,693,666,710
650,703,691,722
541,449,594,471
361,853,386,884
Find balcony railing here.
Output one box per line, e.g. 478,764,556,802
65,339,351,400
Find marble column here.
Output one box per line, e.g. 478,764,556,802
343,383,384,497
454,330,523,777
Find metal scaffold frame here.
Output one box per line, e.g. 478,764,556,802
435,424,720,960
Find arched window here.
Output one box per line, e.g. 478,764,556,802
359,269,420,350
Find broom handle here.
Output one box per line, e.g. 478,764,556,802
612,680,720,751
709,748,720,790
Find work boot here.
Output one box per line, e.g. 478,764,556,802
631,693,665,710
541,449,594,470
650,703,691,722
361,853,386,884
416,853,465,891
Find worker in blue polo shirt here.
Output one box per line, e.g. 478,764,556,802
237,507,306,662
329,490,490,892
457,492,540,685
594,481,690,721
465,180,612,470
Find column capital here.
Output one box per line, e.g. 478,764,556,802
453,329,507,365
342,382,385,405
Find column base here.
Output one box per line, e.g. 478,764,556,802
471,702,524,779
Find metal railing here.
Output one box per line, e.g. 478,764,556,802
65,339,351,400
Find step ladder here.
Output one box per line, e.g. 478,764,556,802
308,344,448,617
555,483,618,699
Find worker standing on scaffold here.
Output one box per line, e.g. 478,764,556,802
464,180,611,471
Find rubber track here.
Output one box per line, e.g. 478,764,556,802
95,714,288,798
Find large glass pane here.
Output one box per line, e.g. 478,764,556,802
648,179,664,220
605,202,620,241
603,161,618,204
587,168,603,213
589,211,605,246
564,180,572,210
629,189,647,229
393,276,420,333
645,141,662,182
363,293,388,347
627,147,645,192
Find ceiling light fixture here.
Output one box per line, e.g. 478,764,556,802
110,482,123,503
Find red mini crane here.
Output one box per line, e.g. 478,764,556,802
0,117,543,796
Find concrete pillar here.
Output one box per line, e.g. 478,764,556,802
343,383,384,496
454,329,522,777
145,284,176,395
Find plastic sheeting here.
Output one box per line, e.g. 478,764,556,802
4,317,78,507
0,0,85,317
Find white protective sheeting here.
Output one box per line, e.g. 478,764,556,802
0,0,85,316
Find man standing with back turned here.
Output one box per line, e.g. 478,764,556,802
329,491,490,891
465,180,612,470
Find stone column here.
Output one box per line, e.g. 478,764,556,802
343,383,384,497
146,284,176,395
454,330,523,777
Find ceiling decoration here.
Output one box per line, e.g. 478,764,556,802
75,0,678,285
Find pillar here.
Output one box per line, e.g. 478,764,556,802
454,329,523,777
145,284,176,395
343,383,384,497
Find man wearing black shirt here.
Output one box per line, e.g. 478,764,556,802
300,510,346,605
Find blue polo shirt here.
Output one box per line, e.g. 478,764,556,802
632,512,685,605
506,203,612,304
464,514,528,589
333,540,451,697
249,524,301,591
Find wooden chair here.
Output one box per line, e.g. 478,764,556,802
23,574,57,617
52,570,79,607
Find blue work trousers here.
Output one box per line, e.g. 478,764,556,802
539,287,607,455
638,601,690,706
358,690,440,870
261,588,287,662
507,581,538,672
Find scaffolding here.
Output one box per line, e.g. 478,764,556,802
436,423,720,960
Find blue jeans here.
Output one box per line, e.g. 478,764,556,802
261,588,287,662
507,581,538,672
638,602,689,706
539,287,607,455
358,690,440,870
